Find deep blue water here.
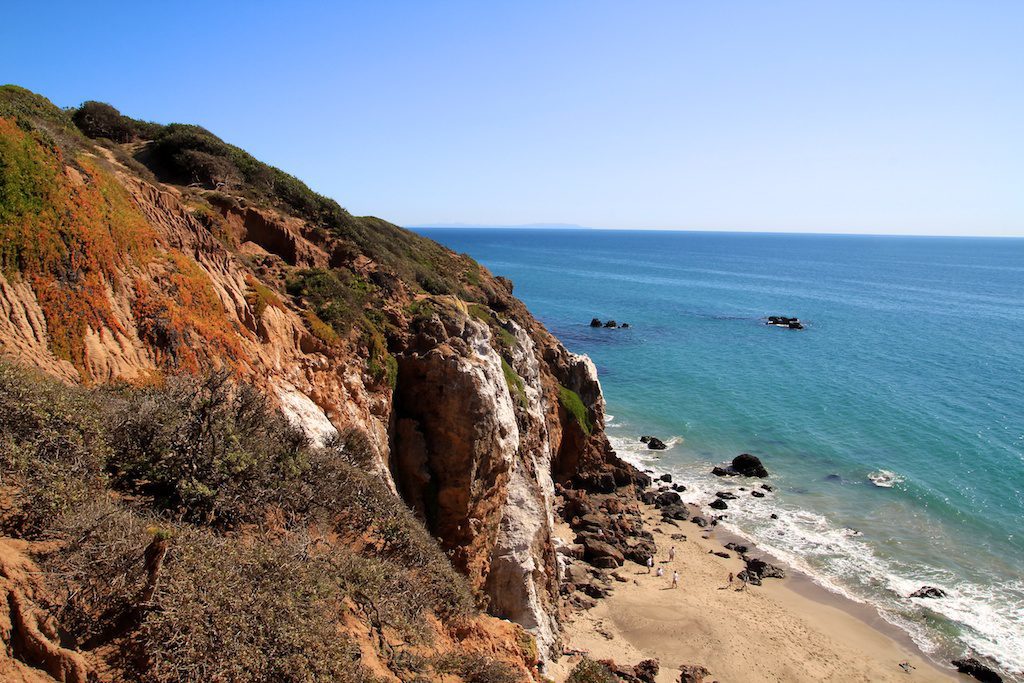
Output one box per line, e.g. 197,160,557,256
416,228,1024,676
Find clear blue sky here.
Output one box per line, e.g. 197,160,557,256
5,1,1023,235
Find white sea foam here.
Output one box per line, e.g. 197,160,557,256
868,469,904,488
608,432,1024,678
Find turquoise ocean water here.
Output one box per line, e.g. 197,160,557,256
416,228,1024,677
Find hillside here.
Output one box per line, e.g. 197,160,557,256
0,85,649,682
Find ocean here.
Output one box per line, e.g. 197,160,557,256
415,228,1024,676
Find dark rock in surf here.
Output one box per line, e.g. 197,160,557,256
751,490,765,498
659,473,672,483
590,318,603,327
709,499,728,510
715,491,738,500
621,322,630,328
909,586,947,599
951,658,1003,683
732,453,768,477
711,453,768,478
645,437,667,450
604,320,618,328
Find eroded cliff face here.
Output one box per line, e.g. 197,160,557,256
0,96,644,668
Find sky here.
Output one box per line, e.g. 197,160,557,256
4,1,1023,235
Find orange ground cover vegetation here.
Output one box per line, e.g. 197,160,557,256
0,117,249,376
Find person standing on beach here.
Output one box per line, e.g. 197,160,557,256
671,570,679,588
669,546,676,561
646,556,654,573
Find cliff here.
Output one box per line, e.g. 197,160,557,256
0,86,646,681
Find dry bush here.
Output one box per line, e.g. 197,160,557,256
566,658,618,683
0,362,113,535
433,650,524,683
106,371,309,526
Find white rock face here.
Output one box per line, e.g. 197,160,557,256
274,382,339,446
487,320,560,657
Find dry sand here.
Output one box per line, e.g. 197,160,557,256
548,503,960,683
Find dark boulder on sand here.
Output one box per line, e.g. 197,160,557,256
582,537,625,568
952,658,1003,683
725,542,749,554
590,318,603,327
738,557,785,585
660,504,688,521
653,491,682,508
910,586,947,599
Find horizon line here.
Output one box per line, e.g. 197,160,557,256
409,224,1024,239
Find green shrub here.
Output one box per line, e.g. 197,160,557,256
502,359,527,408
567,658,617,683
72,101,136,142
287,267,370,335
245,276,282,319
558,385,593,435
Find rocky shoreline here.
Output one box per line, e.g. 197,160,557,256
547,447,994,682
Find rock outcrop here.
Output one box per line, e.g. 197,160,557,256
0,87,659,668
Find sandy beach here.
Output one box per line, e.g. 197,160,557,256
549,502,959,683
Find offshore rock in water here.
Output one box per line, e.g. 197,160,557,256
766,315,804,329
910,585,947,599
604,319,618,328
590,317,603,327
709,498,729,510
